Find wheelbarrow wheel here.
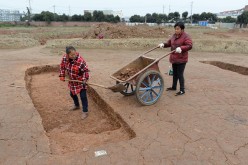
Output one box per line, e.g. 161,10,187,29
116,81,136,96
135,70,164,106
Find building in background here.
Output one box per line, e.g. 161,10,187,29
0,9,21,22
84,10,123,18
217,5,248,18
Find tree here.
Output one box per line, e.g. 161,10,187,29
182,11,188,21
84,12,92,22
199,12,217,23
237,11,248,28
192,14,200,23
242,11,248,24
145,13,153,23
129,15,144,23
41,11,54,23
71,14,84,21
158,14,167,23
221,16,236,23
207,13,217,23
93,11,105,22
168,12,175,22
104,14,120,23
57,14,69,22
114,16,120,23
237,15,243,28
173,12,180,21
152,13,160,24
32,14,44,21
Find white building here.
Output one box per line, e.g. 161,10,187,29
217,5,248,18
0,9,21,22
84,10,123,18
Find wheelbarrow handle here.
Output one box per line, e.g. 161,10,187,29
142,46,159,56
156,50,175,62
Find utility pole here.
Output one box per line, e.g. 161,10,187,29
28,0,32,15
168,5,171,14
53,5,56,21
68,6,71,20
190,1,193,25
163,5,164,14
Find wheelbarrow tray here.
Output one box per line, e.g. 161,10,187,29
110,56,159,83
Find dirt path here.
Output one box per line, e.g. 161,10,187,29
0,46,248,164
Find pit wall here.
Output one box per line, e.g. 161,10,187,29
24,64,136,139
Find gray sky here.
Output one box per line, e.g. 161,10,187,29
1,0,247,17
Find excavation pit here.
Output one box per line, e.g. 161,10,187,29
25,65,135,155
201,61,248,75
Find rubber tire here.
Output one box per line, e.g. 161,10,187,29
116,81,136,96
135,70,164,106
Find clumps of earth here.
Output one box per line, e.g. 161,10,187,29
116,68,140,81
83,23,169,39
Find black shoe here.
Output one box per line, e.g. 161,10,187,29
166,87,176,91
175,91,185,96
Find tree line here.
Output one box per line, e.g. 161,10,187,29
130,11,248,25
21,10,120,23
129,12,229,24
21,9,248,26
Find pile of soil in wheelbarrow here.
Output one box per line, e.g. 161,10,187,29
83,23,169,39
116,68,141,81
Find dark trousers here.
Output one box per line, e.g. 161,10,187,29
172,63,186,92
70,89,88,112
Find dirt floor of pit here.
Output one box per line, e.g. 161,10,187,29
27,71,135,155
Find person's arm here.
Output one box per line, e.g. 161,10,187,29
158,38,171,48
79,59,89,82
163,38,172,48
181,35,193,52
59,54,67,80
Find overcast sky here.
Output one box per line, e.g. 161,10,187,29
1,0,247,17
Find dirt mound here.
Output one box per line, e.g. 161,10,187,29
83,23,169,39
35,33,86,45
228,28,248,33
203,32,229,38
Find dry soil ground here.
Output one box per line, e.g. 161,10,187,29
0,24,248,165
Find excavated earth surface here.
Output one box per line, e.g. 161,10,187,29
1,25,248,164
25,65,135,155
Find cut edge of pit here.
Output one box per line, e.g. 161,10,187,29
24,64,136,152
200,61,248,75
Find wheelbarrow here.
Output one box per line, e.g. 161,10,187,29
110,47,174,106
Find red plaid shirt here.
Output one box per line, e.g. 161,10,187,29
59,52,89,95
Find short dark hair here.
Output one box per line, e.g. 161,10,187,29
174,22,185,30
66,46,76,54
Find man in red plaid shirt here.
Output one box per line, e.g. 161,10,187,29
59,46,90,120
